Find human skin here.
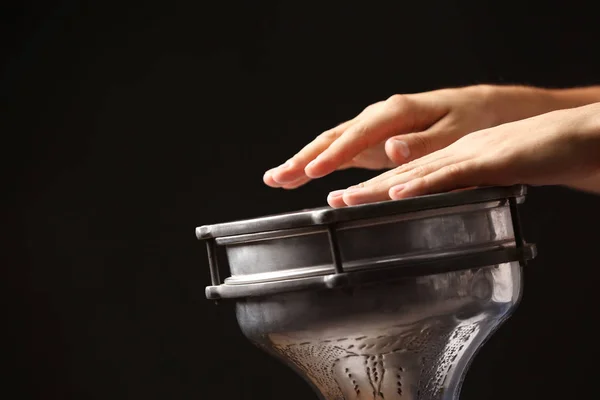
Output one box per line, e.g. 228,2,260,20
263,85,600,206
328,103,600,207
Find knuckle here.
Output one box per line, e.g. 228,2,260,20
385,94,407,108
321,128,341,141
405,159,419,168
385,94,416,119
442,163,465,178
348,182,366,190
361,178,374,187
395,160,416,174
351,122,370,137
346,123,372,148
362,101,383,114
393,164,409,175
409,164,430,178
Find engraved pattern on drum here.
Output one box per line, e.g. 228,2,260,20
269,322,479,400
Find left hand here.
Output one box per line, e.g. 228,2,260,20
327,103,600,207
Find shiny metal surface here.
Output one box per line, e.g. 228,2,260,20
224,201,511,280
197,185,535,400
237,262,522,400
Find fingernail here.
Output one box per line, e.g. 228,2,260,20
389,184,406,199
391,139,410,159
327,189,345,199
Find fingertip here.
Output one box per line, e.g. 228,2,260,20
326,189,347,208
327,196,347,208
304,161,324,179
392,178,431,199
305,157,334,179
269,161,297,184
385,137,411,164
341,191,365,206
282,176,312,190
388,183,407,200
271,170,296,184
263,169,280,187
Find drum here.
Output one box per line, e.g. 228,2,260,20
197,185,537,400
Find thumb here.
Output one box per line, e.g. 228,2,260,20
384,129,458,164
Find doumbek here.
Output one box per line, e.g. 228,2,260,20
196,186,536,400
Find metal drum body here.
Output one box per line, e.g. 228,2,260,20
197,186,536,400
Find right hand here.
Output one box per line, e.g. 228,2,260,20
263,85,561,189
325,103,600,207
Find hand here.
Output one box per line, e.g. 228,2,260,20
263,85,565,189
326,103,600,207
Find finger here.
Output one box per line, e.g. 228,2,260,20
270,155,363,191
263,168,281,188
384,126,458,165
264,168,313,189
337,161,355,170
389,160,484,200
306,94,451,179
268,150,362,189
359,150,454,188
281,175,312,190
304,96,421,179
326,189,347,208
350,142,398,170
340,155,464,206
267,119,357,185
270,103,386,185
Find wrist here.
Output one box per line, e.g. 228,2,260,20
475,85,561,126
575,102,600,146
564,103,600,169
473,84,600,127
563,103,600,193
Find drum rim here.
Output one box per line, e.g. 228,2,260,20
196,185,528,240
205,243,537,300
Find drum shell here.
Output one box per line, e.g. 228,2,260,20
221,201,516,286
235,262,522,400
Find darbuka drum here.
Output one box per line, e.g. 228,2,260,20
197,185,537,400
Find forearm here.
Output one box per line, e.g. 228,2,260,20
482,84,600,126
548,85,600,109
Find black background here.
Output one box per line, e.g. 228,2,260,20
3,1,600,399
